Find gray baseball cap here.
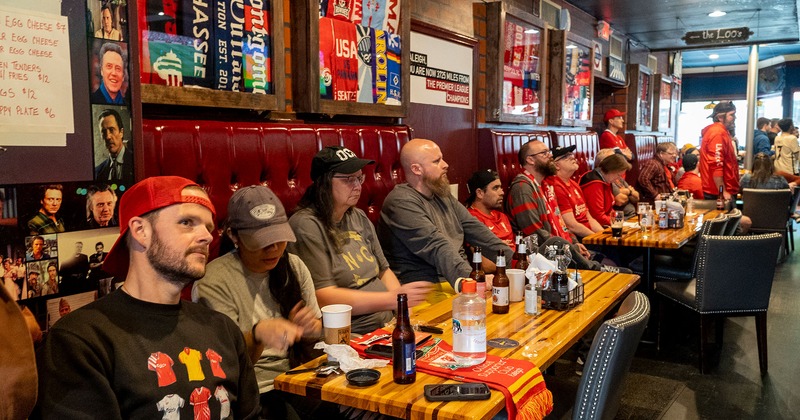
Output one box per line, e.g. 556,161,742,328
227,186,296,250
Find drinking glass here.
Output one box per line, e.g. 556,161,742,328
611,211,625,238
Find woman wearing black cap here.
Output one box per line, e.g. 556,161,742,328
289,146,431,335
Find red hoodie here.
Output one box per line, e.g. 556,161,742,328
699,122,740,196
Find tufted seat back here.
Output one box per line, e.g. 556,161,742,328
624,133,658,189
549,131,599,181
141,120,410,258
478,129,551,191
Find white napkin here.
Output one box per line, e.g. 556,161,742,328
526,253,557,287
314,342,390,372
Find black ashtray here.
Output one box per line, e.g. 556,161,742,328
346,368,381,387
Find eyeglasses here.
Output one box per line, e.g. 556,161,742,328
555,154,577,161
332,174,365,186
528,150,552,158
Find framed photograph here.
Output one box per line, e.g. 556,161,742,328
654,74,673,132
626,64,653,131
547,30,594,127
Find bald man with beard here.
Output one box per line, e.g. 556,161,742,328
378,139,513,305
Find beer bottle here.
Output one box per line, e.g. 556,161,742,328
470,247,486,296
716,185,725,210
511,232,523,266
515,241,530,272
492,250,510,314
392,293,416,384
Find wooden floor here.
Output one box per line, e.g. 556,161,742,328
546,221,800,419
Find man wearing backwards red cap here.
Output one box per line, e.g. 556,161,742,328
35,176,259,419
599,109,633,160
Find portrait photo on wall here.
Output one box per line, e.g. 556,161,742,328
25,234,58,262
24,258,60,299
46,291,97,329
56,228,119,297
0,186,24,259
88,0,127,41
89,39,130,105
2,255,27,302
91,105,134,188
18,182,99,235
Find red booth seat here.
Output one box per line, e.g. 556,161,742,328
477,129,551,191
141,120,411,258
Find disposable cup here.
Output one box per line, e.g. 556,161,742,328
506,269,526,302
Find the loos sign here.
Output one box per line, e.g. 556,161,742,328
683,27,752,46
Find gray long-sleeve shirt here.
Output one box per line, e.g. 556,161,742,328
378,184,513,285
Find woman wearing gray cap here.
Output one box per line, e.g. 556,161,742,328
194,186,335,419
289,146,431,335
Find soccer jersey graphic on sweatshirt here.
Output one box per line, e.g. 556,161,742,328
156,394,185,420
205,349,227,379
190,387,212,420
179,347,206,381
214,386,231,419
148,351,177,387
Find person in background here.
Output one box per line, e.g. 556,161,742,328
58,242,89,294
753,117,774,156
768,118,781,146
27,184,65,235
676,153,703,199
57,298,71,318
580,151,632,226
88,242,112,290
506,140,625,273
465,169,515,250
90,42,127,105
774,118,799,177
595,149,640,219
379,139,513,304
26,270,41,299
85,184,118,228
674,146,700,184
195,186,335,419
94,5,122,40
637,142,678,203
699,101,740,202
741,153,796,191
598,109,633,160
94,109,135,186
545,145,603,239
36,176,259,419
290,146,430,336
2,258,19,300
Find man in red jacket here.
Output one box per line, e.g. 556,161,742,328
699,101,740,202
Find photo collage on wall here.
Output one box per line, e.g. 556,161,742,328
0,0,132,334
140,0,274,94
502,17,542,116
318,0,402,104
563,43,592,121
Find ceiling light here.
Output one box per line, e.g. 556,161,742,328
708,10,726,17
566,44,577,49
709,54,719,59
524,29,539,34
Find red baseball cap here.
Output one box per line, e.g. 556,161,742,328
603,109,625,123
103,176,217,278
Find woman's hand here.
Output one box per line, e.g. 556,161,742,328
395,282,433,307
289,302,322,338
253,319,304,353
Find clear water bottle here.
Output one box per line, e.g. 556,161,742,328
452,279,486,366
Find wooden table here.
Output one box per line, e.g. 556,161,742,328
582,208,723,294
274,271,640,420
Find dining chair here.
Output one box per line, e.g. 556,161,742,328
723,208,742,236
572,291,649,420
628,213,728,282
742,188,792,258
655,233,783,374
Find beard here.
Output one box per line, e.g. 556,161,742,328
147,229,208,287
535,159,558,177
424,172,451,197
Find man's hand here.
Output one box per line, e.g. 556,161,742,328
722,191,732,201
289,302,321,338
396,282,434,307
576,243,591,259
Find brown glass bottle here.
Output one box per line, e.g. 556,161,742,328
492,250,510,314
392,293,416,384
515,241,530,272
716,185,725,210
470,247,486,296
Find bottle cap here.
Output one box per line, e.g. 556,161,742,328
461,279,477,293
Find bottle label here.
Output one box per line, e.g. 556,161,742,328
492,286,509,306
452,317,486,353
496,256,506,267
401,343,416,375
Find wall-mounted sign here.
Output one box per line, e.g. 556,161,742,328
682,27,752,45
596,20,611,41
592,41,602,73
410,31,473,109
608,57,626,84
